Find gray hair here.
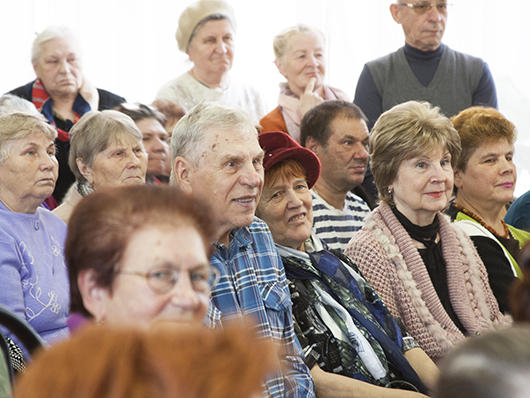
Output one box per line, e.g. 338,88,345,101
0,95,39,117
273,24,325,61
0,112,57,163
170,102,256,180
31,26,80,65
68,110,143,184
436,326,530,398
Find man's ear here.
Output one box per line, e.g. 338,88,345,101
173,156,194,195
77,269,109,322
453,169,463,190
76,158,94,186
390,3,402,24
305,136,321,155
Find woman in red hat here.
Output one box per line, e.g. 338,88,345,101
256,131,438,397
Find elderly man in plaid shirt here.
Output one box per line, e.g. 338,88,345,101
171,101,315,398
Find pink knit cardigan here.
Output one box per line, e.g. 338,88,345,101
344,204,511,362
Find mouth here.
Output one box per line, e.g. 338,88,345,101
233,196,255,206
288,213,306,223
498,182,514,188
425,191,444,198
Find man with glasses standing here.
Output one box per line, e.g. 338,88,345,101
354,1,497,129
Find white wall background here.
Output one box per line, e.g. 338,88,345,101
1,0,529,194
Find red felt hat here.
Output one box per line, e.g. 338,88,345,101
258,131,321,189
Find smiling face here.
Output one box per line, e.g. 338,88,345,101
33,36,83,99
258,173,313,251
96,225,210,326
135,118,170,179
454,139,516,215
276,32,326,97
313,117,369,193
390,146,453,226
187,19,235,77
186,128,264,243
79,137,147,189
390,1,447,51
0,132,58,213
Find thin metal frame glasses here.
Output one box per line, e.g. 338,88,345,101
399,2,452,15
119,265,221,295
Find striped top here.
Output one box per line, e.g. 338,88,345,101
312,190,370,252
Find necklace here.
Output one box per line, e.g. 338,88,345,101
453,204,511,239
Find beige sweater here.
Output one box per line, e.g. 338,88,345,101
345,203,511,362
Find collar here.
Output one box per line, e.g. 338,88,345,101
213,225,252,251
404,42,444,60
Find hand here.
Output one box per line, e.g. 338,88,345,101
79,76,99,111
299,77,324,116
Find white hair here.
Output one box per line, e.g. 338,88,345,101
31,26,80,64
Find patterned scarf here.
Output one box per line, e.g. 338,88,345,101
31,79,90,142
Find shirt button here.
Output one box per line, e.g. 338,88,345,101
441,324,447,329
34,221,40,230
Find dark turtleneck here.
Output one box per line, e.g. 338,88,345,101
403,43,444,87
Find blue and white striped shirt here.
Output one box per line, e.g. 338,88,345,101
312,190,370,252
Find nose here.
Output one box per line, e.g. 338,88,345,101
59,59,71,73
238,162,262,188
152,137,169,155
168,272,205,311
353,142,369,161
40,152,56,171
126,150,142,169
307,53,319,68
286,189,303,208
427,4,443,20
215,40,228,54
500,157,516,175
431,162,448,183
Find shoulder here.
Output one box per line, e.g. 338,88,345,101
366,47,403,68
443,45,484,68
345,192,371,212
96,88,126,109
36,208,68,235
7,81,33,100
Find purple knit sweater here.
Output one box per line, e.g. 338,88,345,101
345,204,510,362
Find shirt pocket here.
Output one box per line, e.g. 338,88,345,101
260,282,292,313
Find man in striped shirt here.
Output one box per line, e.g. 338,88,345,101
301,100,371,252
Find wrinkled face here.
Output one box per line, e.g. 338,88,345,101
33,37,83,98
390,146,453,226
257,174,313,251
80,138,147,189
136,118,170,178
187,128,264,241
98,225,211,326
187,19,235,76
0,133,58,211
315,117,369,192
276,32,326,97
455,139,516,210
391,1,447,51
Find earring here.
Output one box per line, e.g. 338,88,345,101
387,187,393,195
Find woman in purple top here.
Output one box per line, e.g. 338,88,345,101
0,112,69,361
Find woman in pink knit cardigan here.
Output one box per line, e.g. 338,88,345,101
345,101,510,362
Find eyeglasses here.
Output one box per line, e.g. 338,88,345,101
399,2,452,15
118,265,221,295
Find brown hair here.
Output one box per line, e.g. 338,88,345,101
370,101,461,205
66,184,215,318
450,107,516,172
14,323,277,398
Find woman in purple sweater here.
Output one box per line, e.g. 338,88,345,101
0,112,69,363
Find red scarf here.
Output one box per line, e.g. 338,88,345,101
31,79,81,142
